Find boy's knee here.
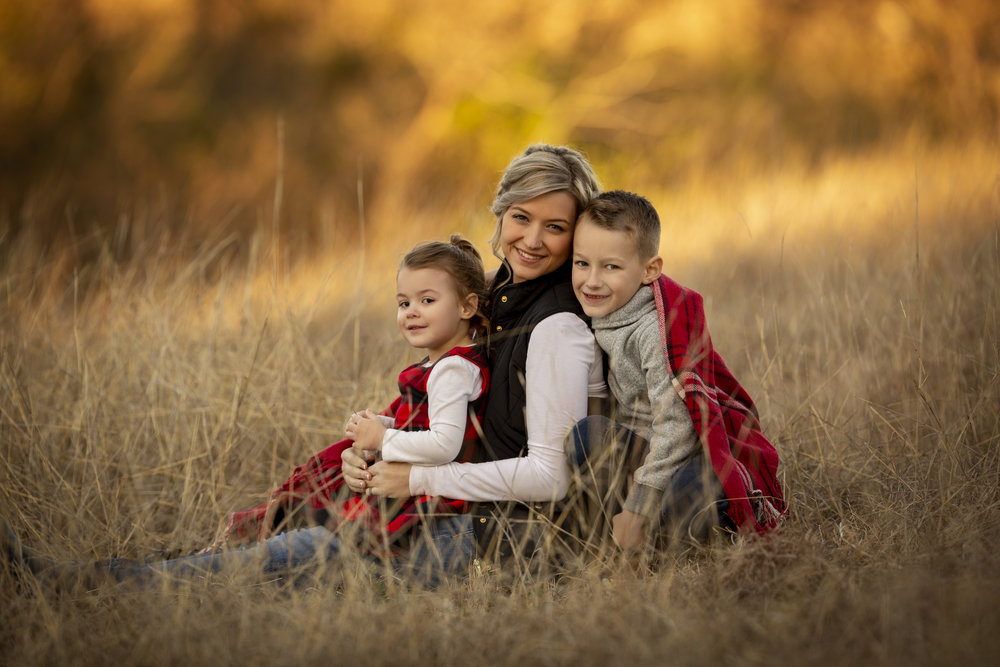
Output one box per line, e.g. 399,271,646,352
656,457,730,544
565,415,616,468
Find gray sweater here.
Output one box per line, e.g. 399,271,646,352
591,285,700,520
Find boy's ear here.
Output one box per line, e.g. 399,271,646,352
460,293,479,320
641,256,663,285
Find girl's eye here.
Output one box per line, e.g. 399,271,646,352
399,301,409,309
574,260,589,268
605,264,620,271
422,297,435,304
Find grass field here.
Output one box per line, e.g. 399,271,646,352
1,138,998,665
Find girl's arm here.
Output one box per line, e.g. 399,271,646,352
406,313,598,502
378,355,484,465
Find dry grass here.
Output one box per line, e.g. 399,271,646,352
2,140,999,666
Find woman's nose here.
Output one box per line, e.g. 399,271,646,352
523,224,543,248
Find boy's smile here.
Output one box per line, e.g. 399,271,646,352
571,219,661,319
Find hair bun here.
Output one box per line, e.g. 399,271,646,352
449,233,483,262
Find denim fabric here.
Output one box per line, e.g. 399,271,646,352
108,515,477,588
567,415,730,542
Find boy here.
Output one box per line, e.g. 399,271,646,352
570,191,784,550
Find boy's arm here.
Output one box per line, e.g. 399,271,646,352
622,338,699,522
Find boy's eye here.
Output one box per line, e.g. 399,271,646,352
605,264,620,271
546,223,567,233
573,260,589,268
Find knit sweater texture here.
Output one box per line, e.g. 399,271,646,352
591,286,700,519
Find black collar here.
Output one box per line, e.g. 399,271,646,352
486,260,573,324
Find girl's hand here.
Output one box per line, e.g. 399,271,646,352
341,446,373,494
366,461,413,498
345,410,386,452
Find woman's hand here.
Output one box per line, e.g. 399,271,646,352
367,461,413,498
341,446,373,494
344,409,385,452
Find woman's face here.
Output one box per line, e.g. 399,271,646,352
498,190,577,283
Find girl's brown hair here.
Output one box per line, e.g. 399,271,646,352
400,234,489,339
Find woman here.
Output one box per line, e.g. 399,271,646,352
3,144,604,587
346,144,607,568
348,145,602,502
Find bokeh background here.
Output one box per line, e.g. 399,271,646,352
2,4,1000,664
2,0,997,267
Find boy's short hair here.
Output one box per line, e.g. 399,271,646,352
579,190,661,260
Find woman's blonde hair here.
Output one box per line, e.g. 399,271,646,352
488,144,602,258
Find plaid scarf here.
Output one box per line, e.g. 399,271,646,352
652,275,785,533
221,346,489,549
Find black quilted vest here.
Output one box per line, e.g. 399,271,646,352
477,260,587,462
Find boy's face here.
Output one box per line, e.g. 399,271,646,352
571,219,661,319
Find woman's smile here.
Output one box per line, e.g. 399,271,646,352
499,190,577,283
513,247,546,263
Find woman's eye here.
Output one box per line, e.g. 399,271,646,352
512,213,529,222
546,224,567,232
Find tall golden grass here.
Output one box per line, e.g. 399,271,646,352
1,137,997,665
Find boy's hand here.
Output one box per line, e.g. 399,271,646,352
345,410,386,453
612,510,650,551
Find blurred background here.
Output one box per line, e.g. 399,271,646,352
1,0,997,270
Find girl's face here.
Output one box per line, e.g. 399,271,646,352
498,191,577,283
396,266,478,362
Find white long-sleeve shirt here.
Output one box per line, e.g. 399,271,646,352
378,353,485,465
408,312,606,502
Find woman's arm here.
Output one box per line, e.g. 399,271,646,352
378,355,484,465
403,313,597,502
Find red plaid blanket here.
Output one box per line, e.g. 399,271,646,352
652,275,785,533
221,346,488,550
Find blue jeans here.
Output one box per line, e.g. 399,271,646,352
567,415,731,543
108,515,477,588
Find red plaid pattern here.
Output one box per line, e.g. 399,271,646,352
652,275,785,533
221,346,489,549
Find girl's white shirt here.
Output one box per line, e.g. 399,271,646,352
408,312,606,502
378,351,485,466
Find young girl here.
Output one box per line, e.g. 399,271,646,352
2,235,492,582
4,144,602,587
209,234,491,554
